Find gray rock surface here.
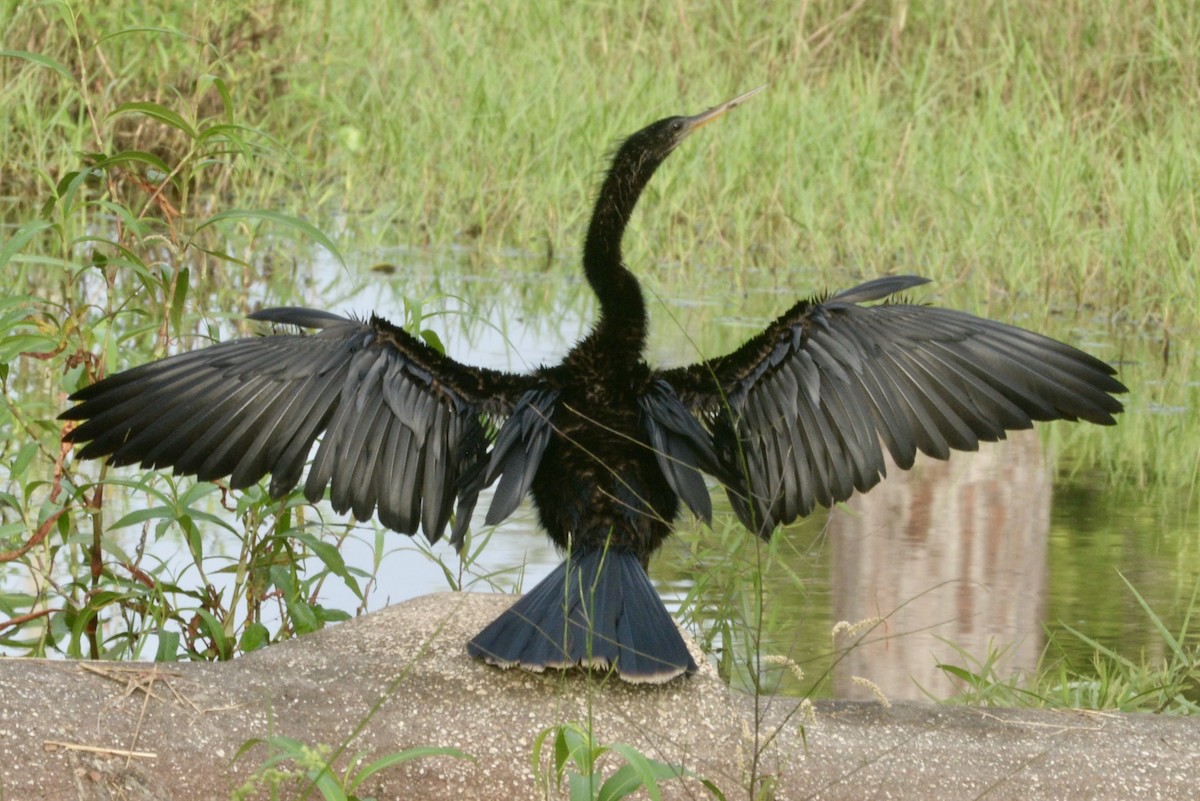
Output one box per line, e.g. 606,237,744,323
1,592,1197,800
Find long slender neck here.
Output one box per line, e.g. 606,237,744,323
580,148,665,358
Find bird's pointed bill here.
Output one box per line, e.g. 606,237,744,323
684,85,767,133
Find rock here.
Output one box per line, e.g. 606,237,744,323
0,592,1196,800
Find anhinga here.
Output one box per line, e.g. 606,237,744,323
60,87,1126,682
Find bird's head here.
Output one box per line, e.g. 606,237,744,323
614,85,766,171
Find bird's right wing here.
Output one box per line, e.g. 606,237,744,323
61,308,532,549
661,276,1127,536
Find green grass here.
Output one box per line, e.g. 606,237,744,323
1,0,1197,728
5,2,1198,304
6,8,1197,330
936,574,1200,713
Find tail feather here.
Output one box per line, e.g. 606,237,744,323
467,549,697,683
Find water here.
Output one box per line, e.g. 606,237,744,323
10,248,1197,702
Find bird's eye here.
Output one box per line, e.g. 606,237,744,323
670,120,685,132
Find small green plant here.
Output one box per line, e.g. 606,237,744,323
0,7,362,663
532,721,724,801
232,735,471,801
937,574,1200,714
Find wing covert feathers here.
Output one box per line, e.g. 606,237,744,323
61,309,530,548
661,276,1126,536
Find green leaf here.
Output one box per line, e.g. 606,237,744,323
178,508,240,537
1118,572,1182,656
0,218,54,270
182,516,205,562
154,630,181,661
270,565,297,597
96,26,199,47
266,735,306,756
288,531,361,600
197,209,345,267
109,101,198,139
419,328,446,355
240,622,271,652
193,609,231,659
553,727,572,780
51,2,79,37
603,744,688,801
178,481,220,508
936,663,979,684
286,597,321,634
402,296,423,327
91,149,173,175
598,764,645,801
10,443,39,482
50,167,101,216
305,765,343,801
195,122,259,149
67,605,94,658
555,724,597,777
169,266,190,334
531,725,557,786
313,605,352,624
1058,624,1131,668
570,772,600,799
209,75,235,123
0,334,57,362
347,747,472,792
233,737,266,762
0,50,78,86
432,554,460,591
698,777,727,800
110,505,174,529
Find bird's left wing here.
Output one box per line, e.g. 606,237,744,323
660,276,1126,537
61,308,531,549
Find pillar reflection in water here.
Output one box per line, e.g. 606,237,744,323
829,429,1050,701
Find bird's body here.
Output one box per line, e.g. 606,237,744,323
61,88,1126,682
527,363,674,559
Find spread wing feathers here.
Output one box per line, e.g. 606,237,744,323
662,276,1127,537
483,389,559,526
61,307,530,548
637,378,733,524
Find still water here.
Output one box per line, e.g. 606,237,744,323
28,249,1200,701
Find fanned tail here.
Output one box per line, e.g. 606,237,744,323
467,549,697,683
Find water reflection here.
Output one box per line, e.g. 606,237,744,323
829,430,1049,701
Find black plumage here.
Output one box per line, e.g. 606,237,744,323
61,87,1126,682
